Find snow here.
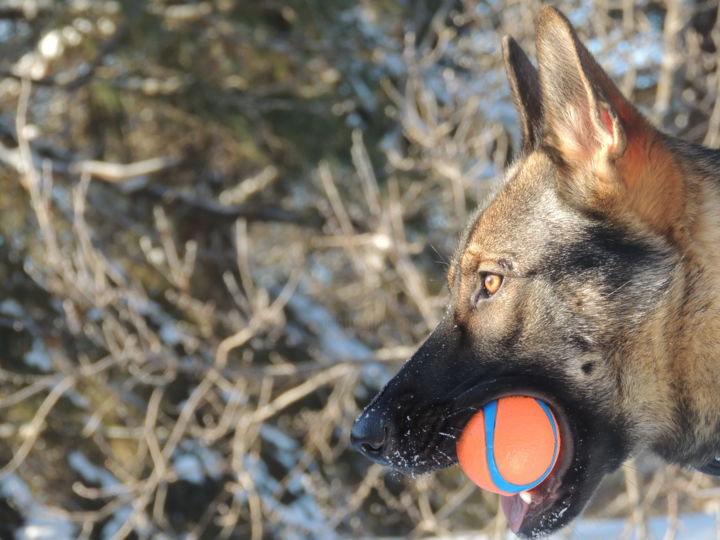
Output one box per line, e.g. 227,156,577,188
159,322,181,346
552,512,719,539
100,506,132,540
416,512,720,540
262,424,301,468
173,454,204,484
0,299,24,318
24,340,52,371
261,424,298,452
1,475,77,540
173,440,224,484
68,451,119,487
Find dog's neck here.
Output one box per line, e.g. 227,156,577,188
649,140,720,466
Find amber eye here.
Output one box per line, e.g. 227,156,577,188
482,273,503,296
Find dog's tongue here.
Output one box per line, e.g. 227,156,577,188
500,494,530,533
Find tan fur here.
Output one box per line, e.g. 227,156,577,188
615,135,685,239
671,179,720,452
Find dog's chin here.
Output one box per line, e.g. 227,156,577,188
379,391,615,538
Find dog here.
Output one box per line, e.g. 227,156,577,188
351,6,720,538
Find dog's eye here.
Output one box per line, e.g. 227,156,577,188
480,273,503,297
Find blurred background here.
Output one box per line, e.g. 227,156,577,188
0,0,720,538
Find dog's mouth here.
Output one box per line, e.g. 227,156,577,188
452,389,576,535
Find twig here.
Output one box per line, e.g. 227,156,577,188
70,156,180,183
0,376,75,477
250,363,355,425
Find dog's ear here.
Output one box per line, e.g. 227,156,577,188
535,7,632,165
535,6,683,237
502,36,542,152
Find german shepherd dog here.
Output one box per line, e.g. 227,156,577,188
351,6,720,538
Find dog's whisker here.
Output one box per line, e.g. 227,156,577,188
436,431,457,440
445,406,479,418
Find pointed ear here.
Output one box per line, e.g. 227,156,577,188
535,7,683,237
502,36,542,152
536,6,633,163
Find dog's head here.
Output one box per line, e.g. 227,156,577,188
352,7,687,538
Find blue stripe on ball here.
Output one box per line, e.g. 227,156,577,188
483,398,559,494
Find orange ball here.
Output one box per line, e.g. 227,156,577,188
456,396,560,495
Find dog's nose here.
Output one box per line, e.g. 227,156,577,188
351,410,388,459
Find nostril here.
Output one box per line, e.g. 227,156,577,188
359,426,387,455
360,442,380,455
351,415,389,458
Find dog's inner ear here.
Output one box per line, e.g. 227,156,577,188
503,36,542,152
534,7,683,237
536,10,626,165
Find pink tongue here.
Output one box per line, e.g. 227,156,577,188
500,494,530,533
